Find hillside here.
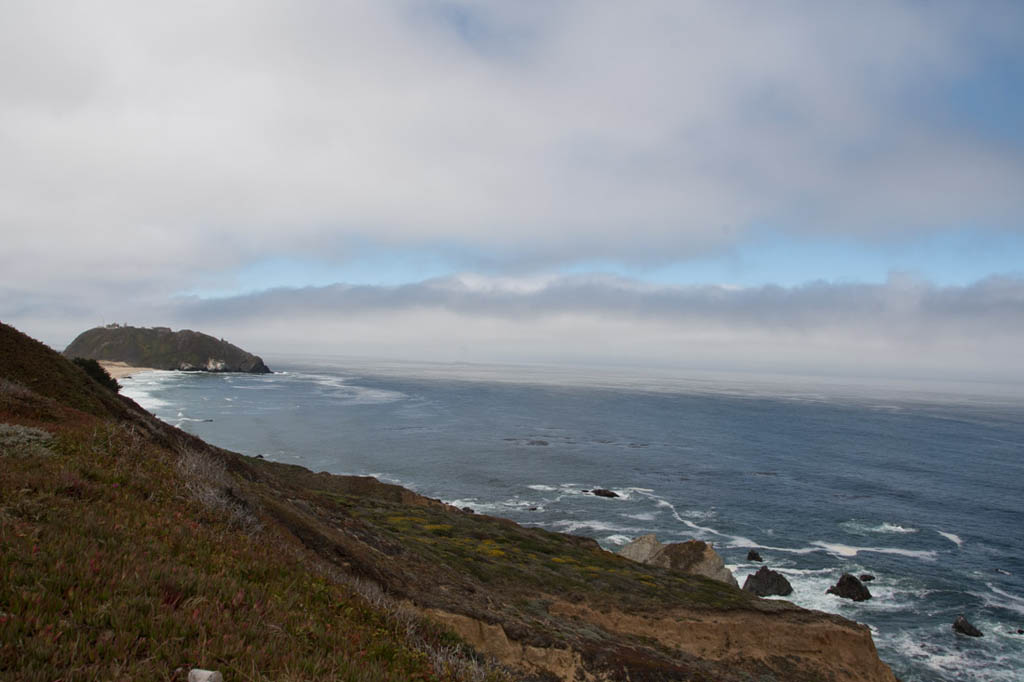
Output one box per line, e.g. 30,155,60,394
63,325,271,373
1,321,897,681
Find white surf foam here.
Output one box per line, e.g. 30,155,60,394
604,534,633,546
527,484,557,491
808,541,937,560
841,520,919,535
622,512,658,521
983,584,1024,616
937,530,963,546
119,370,178,412
549,519,645,534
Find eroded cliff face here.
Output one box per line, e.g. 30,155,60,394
426,600,895,682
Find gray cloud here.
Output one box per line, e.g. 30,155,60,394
2,1,1023,298
7,273,1021,381
126,273,1018,381
169,273,1024,332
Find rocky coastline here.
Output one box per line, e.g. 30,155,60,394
3,321,903,681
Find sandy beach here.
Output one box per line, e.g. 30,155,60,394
98,361,157,380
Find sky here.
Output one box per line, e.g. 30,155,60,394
2,1,1023,381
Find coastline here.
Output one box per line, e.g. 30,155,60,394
99,360,156,380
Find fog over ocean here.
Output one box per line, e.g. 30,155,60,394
123,360,1024,682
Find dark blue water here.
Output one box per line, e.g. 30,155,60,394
122,360,1024,681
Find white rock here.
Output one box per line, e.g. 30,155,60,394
188,670,223,682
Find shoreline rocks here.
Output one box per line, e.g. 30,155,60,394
747,549,764,562
619,534,739,587
742,566,793,596
952,615,983,637
591,488,619,498
827,573,872,602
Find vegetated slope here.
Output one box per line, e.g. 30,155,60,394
63,325,271,373
1,321,897,681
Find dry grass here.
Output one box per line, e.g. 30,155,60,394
177,448,261,534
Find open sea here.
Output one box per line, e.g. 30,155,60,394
120,358,1024,681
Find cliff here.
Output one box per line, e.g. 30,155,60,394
2,321,896,681
63,324,271,373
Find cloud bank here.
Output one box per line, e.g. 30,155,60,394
3,1,1023,291
45,274,1010,381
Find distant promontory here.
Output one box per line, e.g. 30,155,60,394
63,325,271,374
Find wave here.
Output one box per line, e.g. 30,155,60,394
603,534,633,546
936,530,963,547
884,629,1023,682
622,512,659,521
983,584,1024,616
842,520,919,535
548,519,647,535
296,372,408,405
806,541,937,560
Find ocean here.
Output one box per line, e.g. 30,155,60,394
120,358,1024,681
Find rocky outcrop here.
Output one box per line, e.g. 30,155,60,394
619,534,739,587
64,325,271,374
591,488,618,498
828,573,872,601
952,615,983,637
547,600,898,682
428,600,898,682
747,549,764,562
743,565,793,596
618,533,663,563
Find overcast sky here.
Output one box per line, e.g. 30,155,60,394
2,1,1023,381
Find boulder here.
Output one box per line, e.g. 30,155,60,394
826,573,872,601
618,534,664,564
747,549,764,562
742,566,793,596
189,670,223,682
591,488,619,498
952,615,983,637
619,535,739,587
859,574,875,582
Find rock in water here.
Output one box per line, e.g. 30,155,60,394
826,573,872,601
618,535,739,587
591,488,619,498
859,574,876,582
952,615,983,637
742,566,793,596
747,549,764,562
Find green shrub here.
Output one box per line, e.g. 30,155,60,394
72,357,120,393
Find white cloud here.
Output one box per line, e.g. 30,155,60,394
2,1,1023,296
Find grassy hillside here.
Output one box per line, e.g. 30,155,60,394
1,323,502,681
1,322,895,682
